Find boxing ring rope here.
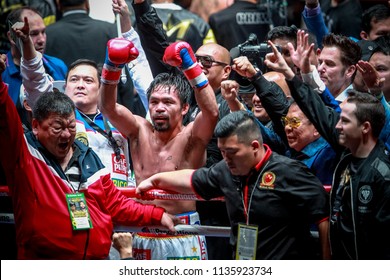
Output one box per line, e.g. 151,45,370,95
0,185,332,197
115,225,231,237
0,186,231,236
0,185,331,237
120,187,225,201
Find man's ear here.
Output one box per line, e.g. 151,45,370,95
316,47,321,56
32,119,39,136
360,31,369,40
251,140,260,151
181,103,190,116
23,100,32,112
361,121,372,135
313,128,320,138
223,65,232,80
346,64,357,80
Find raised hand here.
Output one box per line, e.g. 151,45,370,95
163,41,208,89
221,80,240,103
112,0,132,33
101,38,139,85
12,17,29,42
288,30,314,74
356,60,385,95
232,56,257,79
11,17,38,60
221,79,246,111
112,0,129,16
264,40,295,80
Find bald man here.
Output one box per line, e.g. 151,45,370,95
186,42,233,167
195,43,231,91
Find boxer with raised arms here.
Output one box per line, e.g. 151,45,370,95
99,38,219,259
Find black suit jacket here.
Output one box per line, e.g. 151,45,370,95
45,12,144,116
45,12,117,67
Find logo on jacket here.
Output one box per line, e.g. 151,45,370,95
358,185,373,204
76,132,89,146
259,172,276,189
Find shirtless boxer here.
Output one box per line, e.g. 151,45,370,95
99,39,219,259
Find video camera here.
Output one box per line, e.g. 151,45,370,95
230,33,279,71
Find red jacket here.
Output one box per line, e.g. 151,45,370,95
0,82,164,259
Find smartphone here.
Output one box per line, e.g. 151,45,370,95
8,20,23,54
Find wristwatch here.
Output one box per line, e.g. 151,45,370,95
248,70,263,82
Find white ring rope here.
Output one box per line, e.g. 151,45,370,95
114,224,231,237
120,188,225,201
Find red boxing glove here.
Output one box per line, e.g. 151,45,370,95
107,38,138,65
101,38,139,85
163,41,196,69
163,41,208,89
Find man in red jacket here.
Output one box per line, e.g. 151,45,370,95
0,53,177,260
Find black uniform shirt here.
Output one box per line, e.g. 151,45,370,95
192,145,329,259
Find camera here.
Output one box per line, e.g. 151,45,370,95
230,33,279,71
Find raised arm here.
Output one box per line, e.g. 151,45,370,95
99,38,145,138
220,79,246,112
113,0,153,112
288,30,340,112
132,0,173,76
357,60,390,147
265,40,342,152
0,54,25,172
14,17,53,108
301,0,328,49
163,41,219,146
233,56,290,145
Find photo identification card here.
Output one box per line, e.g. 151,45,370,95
66,193,92,230
236,223,258,260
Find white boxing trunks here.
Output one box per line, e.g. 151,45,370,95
132,211,208,260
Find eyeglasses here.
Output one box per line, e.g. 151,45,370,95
195,55,228,69
281,116,302,128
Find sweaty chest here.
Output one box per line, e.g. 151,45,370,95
131,135,193,180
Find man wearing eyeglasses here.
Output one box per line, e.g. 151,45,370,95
229,56,337,187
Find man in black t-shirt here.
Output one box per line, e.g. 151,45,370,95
209,0,287,51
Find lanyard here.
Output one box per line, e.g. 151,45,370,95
80,113,122,161
241,161,269,224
